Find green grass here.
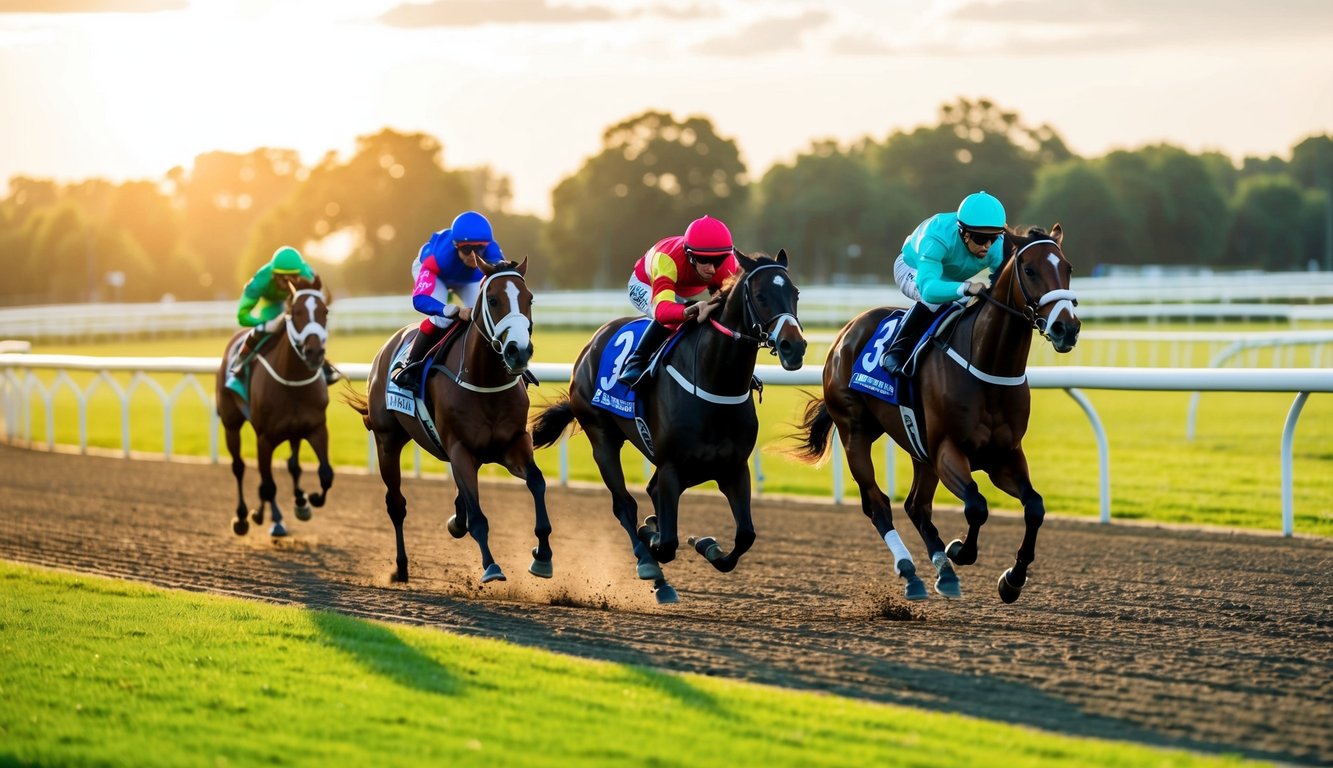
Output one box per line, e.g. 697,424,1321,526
8,326,1333,536
0,562,1262,768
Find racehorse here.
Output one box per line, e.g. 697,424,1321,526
344,258,550,585
531,250,806,604
791,225,1079,603
217,275,335,537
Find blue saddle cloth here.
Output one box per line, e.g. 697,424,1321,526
849,313,907,404
590,319,651,418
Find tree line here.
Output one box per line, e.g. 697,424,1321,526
2,97,1330,305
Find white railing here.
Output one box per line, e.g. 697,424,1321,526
2,354,1328,536
6,272,1333,341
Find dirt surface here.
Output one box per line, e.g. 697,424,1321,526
1,444,1330,765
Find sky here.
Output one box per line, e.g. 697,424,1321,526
1,0,1331,218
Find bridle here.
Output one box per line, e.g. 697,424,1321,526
706,263,803,355
974,239,1078,343
253,288,327,387
475,269,532,356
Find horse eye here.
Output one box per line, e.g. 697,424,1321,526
1023,267,1037,277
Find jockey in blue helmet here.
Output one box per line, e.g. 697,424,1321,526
390,211,505,387
881,191,1007,376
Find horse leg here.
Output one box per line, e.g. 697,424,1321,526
501,438,552,579
306,422,334,509
588,429,662,583
287,439,311,522
254,436,285,537
224,424,249,536
688,461,754,575
988,452,1044,604
843,430,925,600
935,440,987,568
903,462,959,599
375,431,411,583
644,464,684,604
446,447,503,584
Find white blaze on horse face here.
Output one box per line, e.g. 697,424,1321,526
773,275,786,287
496,279,531,348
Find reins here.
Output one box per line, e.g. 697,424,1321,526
430,268,529,393
257,287,328,388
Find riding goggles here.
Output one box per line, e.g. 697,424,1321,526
963,229,1002,246
455,241,489,256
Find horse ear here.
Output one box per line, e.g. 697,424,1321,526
776,248,788,268
735,249,757,272
516,257,528,276
1051,223,1063,246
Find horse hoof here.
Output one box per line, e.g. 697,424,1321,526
904,576,928,601
690,536,723,562
232,518,249,536
482,563,506,584
270,522,288,537
946,539,965,564
636,559,664,581
251,510,264,525
997,568,1023,604
294,504,312,522
654,583,679,605
528,558,553,579
643,515,657,531
935,572,962,599
447,514,467,539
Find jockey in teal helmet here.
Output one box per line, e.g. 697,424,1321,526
390,210,506,387
881,191,1007,376
225,246,341,396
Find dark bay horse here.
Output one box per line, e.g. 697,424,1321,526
793,225,1080,603
344,258,550,585
217,275,334,537
531,250,806,604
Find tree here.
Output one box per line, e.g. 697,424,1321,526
1290,134,1333,269
753,139,920,283
1022,160,1133,273
546,111,748,289
1225,175,1314,270
1096,146,1229,267
866,97,1073,219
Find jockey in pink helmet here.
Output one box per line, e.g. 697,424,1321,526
618,215,740,390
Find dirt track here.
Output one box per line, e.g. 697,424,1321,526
1,444,1329,765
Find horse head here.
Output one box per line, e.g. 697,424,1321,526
282,275,330,371
731,248,807,370
999,225,1080,353
476,257,534,376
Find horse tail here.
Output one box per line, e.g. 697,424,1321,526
340,388,372,428
531,395,576,449
789,393,834,465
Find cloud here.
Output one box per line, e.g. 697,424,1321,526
693,9,831,56
948,0,1333,50
0,0,186,11
379,0,620,28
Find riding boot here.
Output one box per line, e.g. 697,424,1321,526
390,325,445,389
229,327,264,376
881,303,939,377
618,320,673,391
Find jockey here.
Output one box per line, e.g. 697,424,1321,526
881,191,1007,376
389,210,505,388
226,245,339,396
617,215,738,390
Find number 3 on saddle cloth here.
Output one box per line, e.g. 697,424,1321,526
589,318,687,457
848,307,961,462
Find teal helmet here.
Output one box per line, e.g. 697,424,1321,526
451,211,493,245
956,191,1006,232
270,246,306,274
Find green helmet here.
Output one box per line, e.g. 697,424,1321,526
269,246,306,274
957,191,1006,231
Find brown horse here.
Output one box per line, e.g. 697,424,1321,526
531,250,806,604
217,275,334,537
792,226,1079,603
344,258,550,585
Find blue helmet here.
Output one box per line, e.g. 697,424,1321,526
957,191,1006,231
451,211,493,245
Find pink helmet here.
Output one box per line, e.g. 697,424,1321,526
683,216,733,257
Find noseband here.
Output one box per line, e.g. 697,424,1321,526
284,288,328,368
708,263,803,354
